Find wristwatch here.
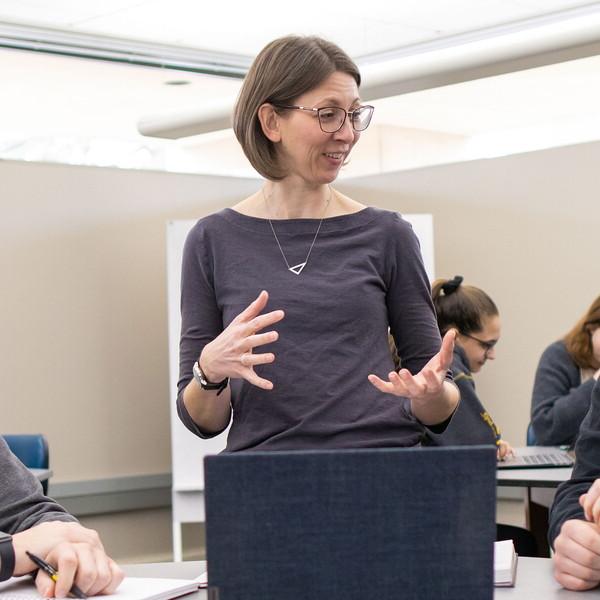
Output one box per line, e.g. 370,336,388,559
193,360,229,396
0,532,15,582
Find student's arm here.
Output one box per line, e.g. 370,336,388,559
551,381,600,590
0,438,75,534
531,341,595,446
0,439,123,597
551,483,600,591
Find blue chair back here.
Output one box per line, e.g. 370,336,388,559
2,434,49,493
526,423,536,446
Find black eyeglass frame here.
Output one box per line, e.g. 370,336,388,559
273,104,374,133
460,331,498,355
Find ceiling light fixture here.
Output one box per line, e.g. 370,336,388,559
0,20,251,78
138,3,600,138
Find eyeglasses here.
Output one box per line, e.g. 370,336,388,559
274,104,374,133
460,332,498,355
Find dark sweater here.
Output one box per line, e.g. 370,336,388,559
0,437,75,535
425,346,498,447
548,380,600,545
531,340,596,446
177,207,444,451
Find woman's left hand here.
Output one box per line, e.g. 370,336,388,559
368,329,456,407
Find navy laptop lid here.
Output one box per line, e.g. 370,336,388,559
204,446,497,600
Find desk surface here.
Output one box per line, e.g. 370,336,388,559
496,466,572,488
122,557,584,599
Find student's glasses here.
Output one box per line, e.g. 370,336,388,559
274,104,374,133
460,332,498,355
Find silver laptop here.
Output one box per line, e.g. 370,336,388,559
497,446,574,469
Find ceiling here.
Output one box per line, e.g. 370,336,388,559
0,0,599,174
0,0,595,57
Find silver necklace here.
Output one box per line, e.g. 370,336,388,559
263,186,331,275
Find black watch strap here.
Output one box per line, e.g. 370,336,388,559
193,360,229,395
0,532,15,582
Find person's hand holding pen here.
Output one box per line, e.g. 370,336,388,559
26,551,87,599
12,521,123,598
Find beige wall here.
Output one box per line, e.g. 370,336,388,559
340,140,600,446
2,144,598,478
79,508,204,564
0,160,258,482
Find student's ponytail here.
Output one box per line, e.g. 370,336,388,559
432,276,498,335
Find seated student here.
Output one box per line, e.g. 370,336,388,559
426,276,537,556
549,380,600,591
426,276,513,459
0,437,123,597
531,294,600,446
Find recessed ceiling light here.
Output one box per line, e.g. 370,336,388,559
165,80,191,86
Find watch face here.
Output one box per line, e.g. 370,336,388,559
193,361,207,385
193,360,226,390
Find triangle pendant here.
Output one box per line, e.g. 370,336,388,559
289,262,306,275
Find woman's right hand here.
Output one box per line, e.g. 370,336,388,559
199,290,284,390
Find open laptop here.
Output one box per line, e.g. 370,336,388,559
496,446,575,469
204,446,497,600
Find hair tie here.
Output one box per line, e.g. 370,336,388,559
442,275,463,296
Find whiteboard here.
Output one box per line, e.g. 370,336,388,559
167,213,435,494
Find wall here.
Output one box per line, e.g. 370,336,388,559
340,140,600,446
0,160,257,482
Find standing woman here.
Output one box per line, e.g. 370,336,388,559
427,276,513,459
176,35,458,451
531,295,600,446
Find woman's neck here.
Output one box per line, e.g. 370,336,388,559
264,181,332,220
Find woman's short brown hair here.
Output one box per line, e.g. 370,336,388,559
431,276,499,336
564,295,600,370
232,35,361,181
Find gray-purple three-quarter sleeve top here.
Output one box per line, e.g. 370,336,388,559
177,206,444,452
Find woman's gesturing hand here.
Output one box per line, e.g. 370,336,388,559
200,290,284,390
368,329,456,406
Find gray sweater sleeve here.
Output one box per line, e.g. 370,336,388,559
549,380,600,545
531,340,595,446
0,438,76,534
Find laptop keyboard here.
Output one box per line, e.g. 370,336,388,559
521,453,573,466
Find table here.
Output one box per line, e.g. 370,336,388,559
496,467,572,488
497,465,572,557
122,558,584,599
